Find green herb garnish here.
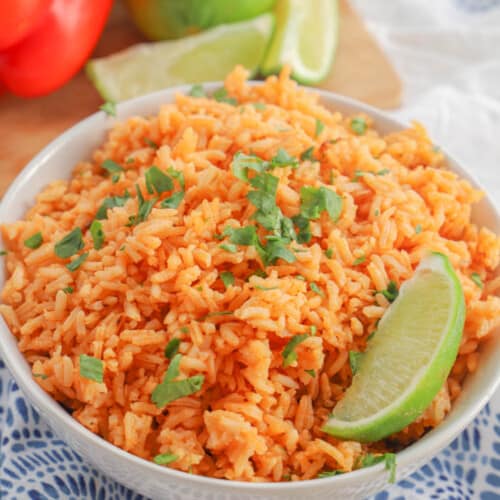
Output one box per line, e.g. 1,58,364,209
315,119,325,137
415,224,422,234
24,232,43,249
471,272,483,289
325,248,333,258
213,87,237,105
349,350,363,374
353,255,366,266
360,453,396,483
188,84,205,97
282,334,309,367
127,184,157,226
99,101,116,117
351,117,367,135
55,228,84,258
269,148,299,169
299,186,342,221
167,167,185,190
377,280,399,302
300,146,315,161
151,354,204,408
310,282,324,297
219,243,238,253
144,137,159,149
160,191,184,209
79,354,103,383
153,453,178,465
90,220,104,250
33,373,48,380
291,214,312,244
252,102,266,110
62,286,74,294
164,338,181,360
102,160,124,183
231,152,267,182
180,326,189,334
0,250,7,256
145,166,174,195
66,252,89,272
310,325,317,335
318,470,343,478
305,369,316,378
220,271,234,289
95,190,131,220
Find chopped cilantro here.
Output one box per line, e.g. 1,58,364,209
318,470,343,478
225,226,259,246
62,286,74,294
471,272,483,289
300,146,315,161
90,220,104,250
292,214,312,244
144,137,159,149
351,117,367,135
213,87,237,105
282,334,308,367
33,373,48,380
377,169,390,175
127,184,156,226
353,255,366,266
99,101,116,117
66,252,88,272
269,148,299,169
255,285,278,291
55,228,84,258
201,311,233,320
153,453,178,465
151,354,204,408
220,271,234,289
219,243,238,253
349,350,363,374
360,453,396,483
79,354,103,383
374,209,380,216
95,190,131,220
145,166,174,195
166,167,185,189
415,224,422,234
126,157,135,164
180,326,189,334
0,250,7,256
310,282,324,297
310,325,317,335
299,186,342,221
305,369,316,377
160,191,184,209
295,275,306,281
101,160,124,181
253,102,266,110
377,280,399,302
188,84,205,97
24,232,43,249
231,152,267,182
315,119,325,137
164,338,181,360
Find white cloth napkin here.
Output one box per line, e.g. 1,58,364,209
353,0,500,207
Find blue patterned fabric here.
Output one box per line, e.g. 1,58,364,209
1,357,500,499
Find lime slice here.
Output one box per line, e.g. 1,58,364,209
323,252,465,442
86,13,274,102
260,0,339,84
124,0,276,41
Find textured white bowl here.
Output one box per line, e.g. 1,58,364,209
0,84,499,500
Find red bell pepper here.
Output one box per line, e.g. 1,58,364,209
0,0,113,97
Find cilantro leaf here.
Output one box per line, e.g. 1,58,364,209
219,243,238,253
95,190,131,220
349,350,363,374
471,272,483,288
305,369,316,377
145,166,174,195
161,191,184,209
55,228,84,258
102,159,124,176
300,146,315,161
263,238,296,266
249,172,279,194
299,186,342,221
415,224,422,234
62,286,74,294
325,248,333,258
315,119,325,137
213,87,237,105
188,84,205,97
353,255,366,266
144,137,159,149
127,185,157,226
66,252,89,272
270,148,298,169
226,226,259,246
153,453,178,465
231,152,268,182
220,271,234,289
167,167,185,189
24,232,43,249
310,282,324,297
252,102,266,110
318,470,343,478
99,101,116,117
90,220,105,250
351,117,367,135
164,338,181,360
291,214,312,244
282,334,309,367
360,453,396,483
79,354,103,383
378,280,398,302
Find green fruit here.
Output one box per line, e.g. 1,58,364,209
87,13,274,102
323,252,465,442
260,0,339,84
125,0,276,40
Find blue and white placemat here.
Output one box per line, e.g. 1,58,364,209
1,357,499,499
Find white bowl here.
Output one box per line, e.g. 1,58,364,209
0,84,499,500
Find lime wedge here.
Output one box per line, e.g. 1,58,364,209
86,13,274,102
260,0,339,84
323,252,465,442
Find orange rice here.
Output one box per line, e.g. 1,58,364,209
1,66,499,482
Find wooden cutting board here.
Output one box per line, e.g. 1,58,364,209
0,0,401,197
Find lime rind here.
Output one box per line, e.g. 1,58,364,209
323,252,465,442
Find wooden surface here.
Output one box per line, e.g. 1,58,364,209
0,0,401,197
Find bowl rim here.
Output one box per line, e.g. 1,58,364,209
0,82,499,493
